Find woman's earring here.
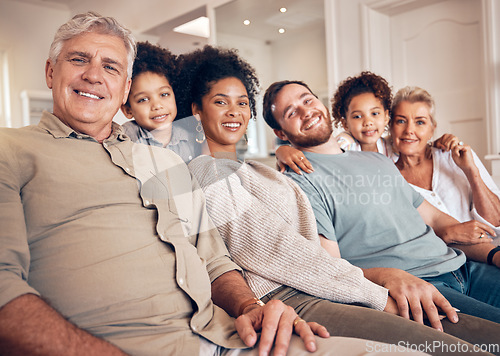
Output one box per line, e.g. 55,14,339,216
244,131,248,144
196,121,205,144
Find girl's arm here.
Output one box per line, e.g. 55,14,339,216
275,145,313,174
274,131,356,175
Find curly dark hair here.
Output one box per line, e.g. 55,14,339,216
331,71,392,129
176,45,260,120
124,41,177,108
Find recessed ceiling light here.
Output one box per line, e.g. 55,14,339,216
243,19,251,26
278,28,285,34
280,7,287,13
173,16,210,38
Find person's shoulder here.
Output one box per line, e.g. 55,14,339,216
188,154,215,171
336,131,356,150
349,150,399,173
245,159,278,175
188,155,235,187
430,147,453,164
354,149,392,161
121,120,141,140
131,140,186,168
0,127,20,149
121,120,137,132
0,125,44,145
283,164,312,185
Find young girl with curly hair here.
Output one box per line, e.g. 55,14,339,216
331,71,393,155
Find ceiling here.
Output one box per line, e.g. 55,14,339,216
215,0,324,42
14,0,325,45
14,0,76,10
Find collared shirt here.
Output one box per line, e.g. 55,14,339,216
122,116,203,163
0,111,245,355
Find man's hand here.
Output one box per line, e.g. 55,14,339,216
364,267,459,331
234,300,329,356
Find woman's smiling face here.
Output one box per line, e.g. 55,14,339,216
391,100,435,156
193,77,251,153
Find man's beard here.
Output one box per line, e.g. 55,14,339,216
283,118,334,148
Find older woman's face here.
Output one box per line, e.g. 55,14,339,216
391,100,435,156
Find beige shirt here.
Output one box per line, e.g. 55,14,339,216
0,111,245,355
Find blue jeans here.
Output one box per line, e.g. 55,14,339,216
424,261,500,323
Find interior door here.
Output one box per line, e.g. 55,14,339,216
390,0,485,164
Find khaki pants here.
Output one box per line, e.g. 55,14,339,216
261,286,497,356
200,335,430,355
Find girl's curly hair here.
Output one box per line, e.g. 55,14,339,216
124,41,177,108
176,45,260,120
331,71,392,129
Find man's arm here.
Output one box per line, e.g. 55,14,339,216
449,242,500,268
417,199,495,245
361,268,458,331
318,235,458,330
417,199,494,244
0,294,126,356
211,270,329,356
417,199,460,238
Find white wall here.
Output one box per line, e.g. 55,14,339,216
0,0,226,128
217,26,328,155
0,1,69,127
216,33,274,156
270,26,328,93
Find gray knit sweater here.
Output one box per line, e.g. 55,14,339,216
188,155,388,310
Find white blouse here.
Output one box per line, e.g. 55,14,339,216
409,147,500,244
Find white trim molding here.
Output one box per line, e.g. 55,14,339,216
482,0,500,156
324,0,340,95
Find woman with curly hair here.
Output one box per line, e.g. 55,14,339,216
181,46,495,352
121,41,202,163
175,44,259,156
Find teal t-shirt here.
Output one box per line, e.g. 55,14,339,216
286,150,465,278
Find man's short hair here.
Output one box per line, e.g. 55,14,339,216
262,80,317,130
48,11,136,80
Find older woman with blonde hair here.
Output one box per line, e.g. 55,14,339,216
390,86,500,248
